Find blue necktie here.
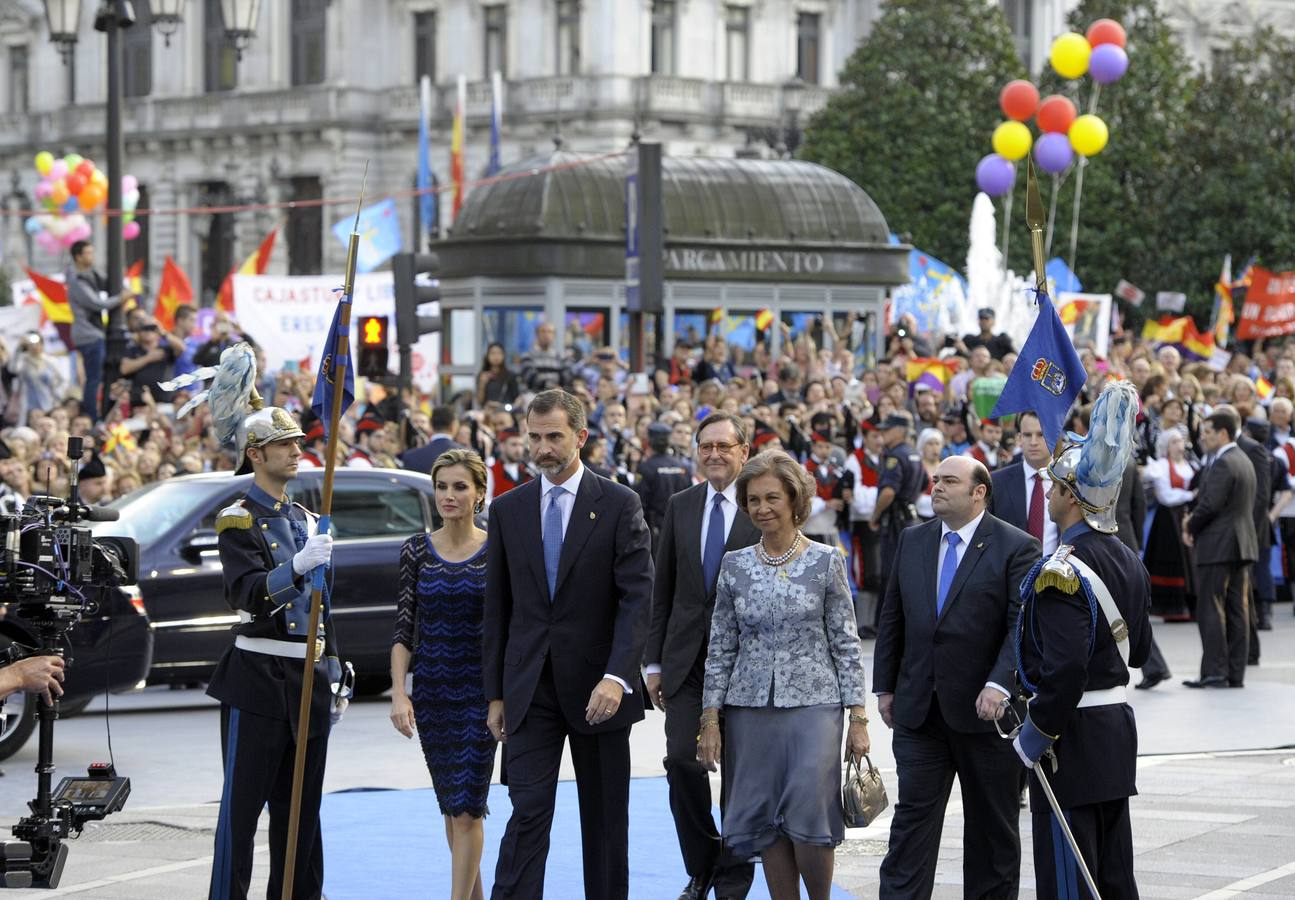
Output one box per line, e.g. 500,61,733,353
936,532,961,616
543,486,564,599
702,494,726,589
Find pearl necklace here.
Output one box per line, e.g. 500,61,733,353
758,533,802,567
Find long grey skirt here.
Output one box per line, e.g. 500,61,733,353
722,702,844,858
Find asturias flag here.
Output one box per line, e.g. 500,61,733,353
154,256,193,331
310,297,355,442
990,291,1086,448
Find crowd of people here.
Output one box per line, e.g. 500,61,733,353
2,242,1283,899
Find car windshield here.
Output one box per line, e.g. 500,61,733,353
90,480,228,545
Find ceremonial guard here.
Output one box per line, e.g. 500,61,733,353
487,427,533,502
967,417,1006,471
172,345,351,900
803,431,853,547
869,411,925,606
1012,380,1151,899
298,421,326,470
845,421,884,633
345,413,384,467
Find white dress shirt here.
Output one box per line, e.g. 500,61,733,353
936,510,1009,701
539,464,632,694
1021,462,1059,555
699,481,739,561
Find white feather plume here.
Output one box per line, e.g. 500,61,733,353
155,342,259,450
1075,380,1140,489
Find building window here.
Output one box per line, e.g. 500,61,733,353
291,0,327,86
288,177,323,276
556,0,580,76
651,1,675,76
1001,0,1032,65
198,181,234,304
484,5,507,78
125,184,150,274
204,0,237,92
796,12,820,85
123,0,153,98
414,10,437,84
8,46,28,113
725,5,749,82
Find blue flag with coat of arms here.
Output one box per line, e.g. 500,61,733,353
310,294,355,442
989,291,1086,449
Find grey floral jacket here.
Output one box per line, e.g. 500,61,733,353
702,541,867,709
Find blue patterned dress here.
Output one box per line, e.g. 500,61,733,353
392,534,497,818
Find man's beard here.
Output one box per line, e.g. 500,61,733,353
536,448,576,478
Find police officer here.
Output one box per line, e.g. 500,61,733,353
207,404,348,900
868,411,925,620
636,421,694,550
1012,381,1151,900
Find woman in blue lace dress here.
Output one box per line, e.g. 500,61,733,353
391,448,495,900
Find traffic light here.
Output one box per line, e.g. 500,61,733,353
391,252,442,347
357,315,389,378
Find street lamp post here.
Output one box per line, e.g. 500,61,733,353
43,0,260,416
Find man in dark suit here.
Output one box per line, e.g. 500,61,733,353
1183,408,1257,688
484,389,653,900
644,412,760,900
874,455,1040,898
990,410,1059,555
1239,416,1279,659
399,404,460,474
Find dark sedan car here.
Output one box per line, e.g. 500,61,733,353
91,468,435,695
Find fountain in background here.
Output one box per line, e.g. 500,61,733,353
966,192,1036,350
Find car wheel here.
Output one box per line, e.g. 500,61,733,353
0,689,37,762
352,674,391,697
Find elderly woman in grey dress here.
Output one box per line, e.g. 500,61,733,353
697,450,870,900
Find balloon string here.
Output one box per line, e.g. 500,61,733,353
1000,173,1015,293
1069,157,1088,276
1045,168,1070,258
1088,82,1103,116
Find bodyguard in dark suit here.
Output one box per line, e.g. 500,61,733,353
645,412,760,900
869,411,925,625
484,389,653,900
399,404,461,474
989,410,1059,555
1239,418,1277,661
1183,408,1257,688
874,456,1039,898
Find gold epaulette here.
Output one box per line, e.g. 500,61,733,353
1033,545,1080,595
216,501,253,534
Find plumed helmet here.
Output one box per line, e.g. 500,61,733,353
244,406,306,451
1046,380,1140,534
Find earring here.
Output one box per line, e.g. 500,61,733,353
474,499,485,514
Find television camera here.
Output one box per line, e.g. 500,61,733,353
0,436,138,888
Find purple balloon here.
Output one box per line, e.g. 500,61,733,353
1089,44,1128,84
1034,132,1074,174
975,153,1016,197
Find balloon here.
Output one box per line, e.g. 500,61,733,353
124,190,139,210
1087,18,1126,49
1034,132,1075,174
123,212,135,224
1051,32,1092,79
123,221,141,241
33,180,52,200
36,232,60,254
50,182,69,206
975,153,1016,197
49,159,67,180
999,80,1040,122
24,217,41,236
34,151,54,175
992,120,1033,162
63,153,83,171
76,160,95,179
1037,95,1078,134
80,184,104,209
1069,114,1109,157
121,174,138,194
91,169,107,187
63,197,80,213
1089,44,1128,84
66,172,87,195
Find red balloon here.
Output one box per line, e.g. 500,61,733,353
1037,95,1078,135
76,159,95,177
66,172,87,195
1087,18,1126,49
999,80,1040,122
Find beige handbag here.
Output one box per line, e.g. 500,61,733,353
842,755,889,828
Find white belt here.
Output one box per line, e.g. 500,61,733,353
1076,686,1127,708
235,635,323,662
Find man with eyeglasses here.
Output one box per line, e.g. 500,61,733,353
119,314,184,406
645,411,760,900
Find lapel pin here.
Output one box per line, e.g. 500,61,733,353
589,512,596,520
976,542,985,549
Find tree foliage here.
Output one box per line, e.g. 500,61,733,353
798,0,1026,270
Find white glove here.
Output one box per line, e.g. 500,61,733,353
330,696,349,727
292,533,333,576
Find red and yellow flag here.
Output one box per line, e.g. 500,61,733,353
24,267,73,348
154,256,193,331
451,75,466,220
755,309,774,330
216,226,278,313
122,260,144,312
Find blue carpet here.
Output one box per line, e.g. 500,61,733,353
321,776,857,899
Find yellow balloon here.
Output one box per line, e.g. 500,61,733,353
1068,114,1109,157
992,120,1033,162
34,151,54,175
1051,32,1092,80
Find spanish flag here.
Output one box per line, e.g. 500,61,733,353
102,422,137,455
24,267,73,348
1057,298,1090,326
755,309,774,331
154,256,193,331
451,74,466,219
122,259,144,312
1257,376,1275,402
216,227,278,313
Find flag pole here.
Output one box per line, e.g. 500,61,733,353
280,163,367,900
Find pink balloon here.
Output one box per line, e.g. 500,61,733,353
122,221,141,240
36,232,59,254
61,232,79,248
33,181,52,200
121,174,138,194
49,160,67,180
